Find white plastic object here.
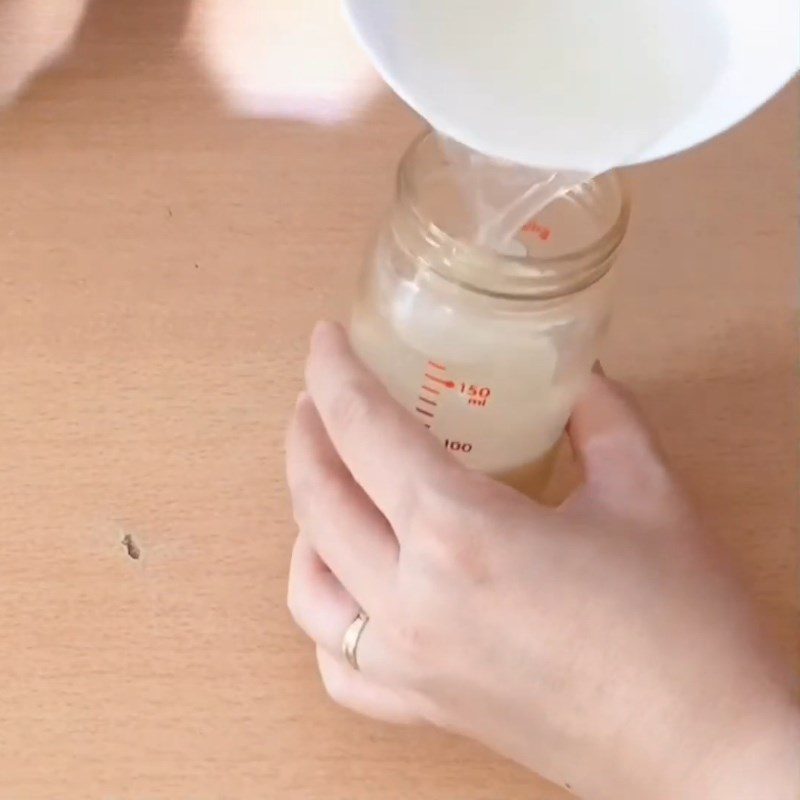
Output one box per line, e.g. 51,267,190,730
343,0,799,171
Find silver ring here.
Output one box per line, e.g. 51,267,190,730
341,611,369,671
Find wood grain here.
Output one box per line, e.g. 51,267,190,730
0,2,796,798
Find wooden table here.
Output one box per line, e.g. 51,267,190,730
0,3,796,798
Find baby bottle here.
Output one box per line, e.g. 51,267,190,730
349,132,630,497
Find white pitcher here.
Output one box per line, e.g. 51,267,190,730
343,0,798,171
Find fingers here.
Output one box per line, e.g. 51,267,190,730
567,372,670,494
287,535,360,654
286,393,398,609
0,0,88,107
287,532,385,679
304,321,461,528
288,536,419,724
316,647,422,725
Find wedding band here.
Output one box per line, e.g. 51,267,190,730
342,611,369,671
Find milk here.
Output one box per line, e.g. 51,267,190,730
349,155,623,497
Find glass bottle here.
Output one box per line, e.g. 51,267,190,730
350,131,631,498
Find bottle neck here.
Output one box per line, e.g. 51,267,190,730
389,190,628,301
390,132,630,300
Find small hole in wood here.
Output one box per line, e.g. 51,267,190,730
121,534,141,560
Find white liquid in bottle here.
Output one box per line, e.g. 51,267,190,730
350,157,623,498
351,287,585,497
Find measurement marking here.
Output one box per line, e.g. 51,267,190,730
418,362,448,429
522,220,552,241
425,373,456,388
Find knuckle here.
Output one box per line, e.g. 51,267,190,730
596,419,662,467
287,468,318,525
384,606,444,691
286,565,311,632
289,461,345,531
290,489,325,534
436,531,491,584
285,579,304,628
317,653,351,707
618,431,670,481
603,429,648,465
407,477,462,538
298,478,353,547
408,479,493,584
393,619,430,661
595,433,676,502
385,611,432,675
318,473,353,513
328,379,376,436
288,486,312,528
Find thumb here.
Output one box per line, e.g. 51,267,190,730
567,371,670,494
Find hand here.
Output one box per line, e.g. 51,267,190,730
286,322,799,800
0,0,88,107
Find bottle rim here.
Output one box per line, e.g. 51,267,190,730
394,129,631,300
